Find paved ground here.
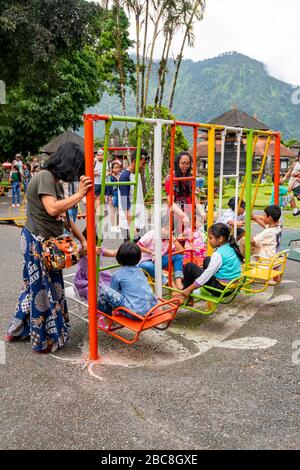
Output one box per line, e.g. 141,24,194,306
0,203,300,450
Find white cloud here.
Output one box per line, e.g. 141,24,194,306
128,0,300,86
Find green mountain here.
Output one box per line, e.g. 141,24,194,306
90,52,300,140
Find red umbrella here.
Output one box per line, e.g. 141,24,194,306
2,162,11,168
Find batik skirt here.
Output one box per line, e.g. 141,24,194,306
6,227,70,353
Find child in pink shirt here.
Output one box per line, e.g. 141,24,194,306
137,219,184,289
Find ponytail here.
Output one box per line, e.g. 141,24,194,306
209,223,243,261
228,234,244,261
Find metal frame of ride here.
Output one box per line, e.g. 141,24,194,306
83,113,280,361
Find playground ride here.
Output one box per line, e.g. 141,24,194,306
79,113,282,361
96,298,180,345
242,250,289,293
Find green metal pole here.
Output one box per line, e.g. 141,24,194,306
129,123,142,241
96,119,112,286
245,130,253,265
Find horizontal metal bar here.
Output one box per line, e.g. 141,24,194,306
104,181,136,186
222,174,238,178
173,176,195,181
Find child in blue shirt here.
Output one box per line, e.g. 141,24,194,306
98,241,158,318
180,223,243,302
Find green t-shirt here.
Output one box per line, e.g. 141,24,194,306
10,171,21,182
270,185,288,206
25,170,65,238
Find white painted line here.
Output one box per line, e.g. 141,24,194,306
216,336,277,350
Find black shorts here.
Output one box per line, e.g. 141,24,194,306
292,185,300,198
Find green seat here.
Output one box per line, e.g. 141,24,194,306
184,275,247,315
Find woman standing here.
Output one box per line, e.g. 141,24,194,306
5,142,92,354
9,164,22,207
165,152,203,234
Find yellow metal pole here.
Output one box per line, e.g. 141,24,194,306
207,127,215,256
251,135,271,211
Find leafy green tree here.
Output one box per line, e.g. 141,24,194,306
0,0,135,159
128,105,189,176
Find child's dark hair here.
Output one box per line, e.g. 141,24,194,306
116,241,141,266
272,174,284,183
111,161,120,170
131,148,149,162
228,196,245,211
264,205,281,222
209,223,243,261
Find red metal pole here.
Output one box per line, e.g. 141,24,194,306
168,124,176,287
191,126,198,262
84,116,99,361
274,133,281,205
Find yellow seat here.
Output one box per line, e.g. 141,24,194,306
242,250,288,293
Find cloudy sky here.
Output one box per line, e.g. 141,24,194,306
179,0,300,85
127,0,300,86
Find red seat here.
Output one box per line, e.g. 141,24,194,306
97,298,180,345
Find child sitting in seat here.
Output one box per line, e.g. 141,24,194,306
240,205,282,259
217,196,246,240
98,242,158,318
74,228,117,300
183,221,207,266
137,217,184,289
180,223,243,302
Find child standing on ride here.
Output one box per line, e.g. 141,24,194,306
181,223,243,301
137,218,184,289
98,242,158,317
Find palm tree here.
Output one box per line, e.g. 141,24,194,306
169,0,205,111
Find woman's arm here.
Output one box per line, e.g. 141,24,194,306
167,196,190,224
41,176,92,217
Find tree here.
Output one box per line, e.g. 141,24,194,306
0,0,135,158
128,104,189,176
169,0,205,111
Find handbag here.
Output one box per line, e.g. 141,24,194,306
42,235,80,271
28,210,80,271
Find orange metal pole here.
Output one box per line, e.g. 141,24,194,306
84,116,99,361
274,133,281,205
168,124,176,287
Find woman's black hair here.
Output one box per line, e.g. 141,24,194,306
174,151,192,196
43,142,85,182
116,241,141,266
209,223,244,261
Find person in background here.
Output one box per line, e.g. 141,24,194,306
30,156,39,174
14,153,23,175
270,172,300,217
108,161,121,232
118,149,148,242
9,164,22,207
22,162,31,194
